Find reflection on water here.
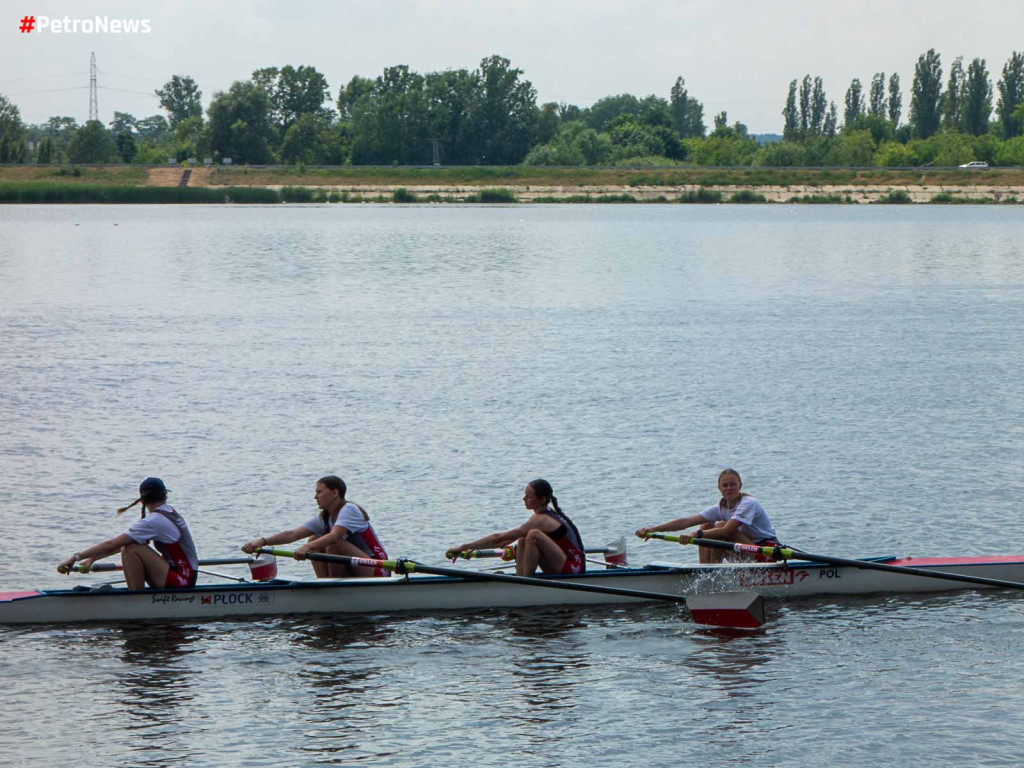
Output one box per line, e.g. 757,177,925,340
3,205,1024,767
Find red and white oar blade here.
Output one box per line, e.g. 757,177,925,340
687,592,766,629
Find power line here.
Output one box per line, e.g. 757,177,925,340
98,86,160,98
5,86,89,97
0,72,89,84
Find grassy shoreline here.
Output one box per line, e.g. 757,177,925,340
1,164,1022,204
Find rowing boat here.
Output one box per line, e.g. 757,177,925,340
2,554,1022,625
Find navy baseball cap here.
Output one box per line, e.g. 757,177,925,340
139,477,169,496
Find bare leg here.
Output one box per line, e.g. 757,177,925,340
518,530,567,576
323,539,380,577
121,543,170,589
700,522,726,564
307,535,333,578
723,528,760,562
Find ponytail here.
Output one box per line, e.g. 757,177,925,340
117,497,143,517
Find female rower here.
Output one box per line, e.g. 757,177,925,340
241,475,388,578
57,477,199,589
445,479,585,576
634,468,779,563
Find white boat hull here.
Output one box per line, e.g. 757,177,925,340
2,555,1022,625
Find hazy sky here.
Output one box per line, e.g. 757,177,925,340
3,0,1021,133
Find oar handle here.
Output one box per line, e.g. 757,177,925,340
72,563,122,573
453,545,617,560
263,548,404,572
70,557,261,573
644,533,791,560
451,547,516,561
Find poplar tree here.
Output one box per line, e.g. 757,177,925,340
888,73,902,126
869,73,887,117
782,80,800,140
810,77,827,134
823,102,838,137
997,51,1024,138
911,49,943,138
963,58,992,136
844,79,865,125
942,56,965,132
799,76,811,134
670,77,706,138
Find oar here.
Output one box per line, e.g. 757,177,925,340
71,555,278,581
260,548,765,628
645,533,1024,592
453,543,624,561
71,557,258,573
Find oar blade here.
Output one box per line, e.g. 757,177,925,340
687,591,766,629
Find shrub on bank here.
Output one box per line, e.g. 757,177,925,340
0,182,280,203
466,188,517,203
877,190,912,204
729,190,767,203
677,188,722,203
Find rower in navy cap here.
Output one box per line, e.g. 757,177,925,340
57,477,200,589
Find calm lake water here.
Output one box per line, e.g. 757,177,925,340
1,204,1023,767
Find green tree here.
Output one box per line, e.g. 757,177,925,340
799,75,812,134
337,76,375,121
67,120,119,163
823,102,838,137
475,55,537,164
832,129,875,166
109,111,137,136
755,140,806,166
535,102,560,145
875,140,914,166
115,131,137,163
996,51,1024,138
888,73,902,126
810,77,827,134
280,113,332,164
844,113,894,143
36,136,54,164
995,135,1024,165
586,94,644,132
685,135,758,166
155,75,203,127
44,116,78,136
963,58,992,136
135,115,170,141
350,65,430,165
669,76,705,138
911,49,943,138
207,81,273,163
276,65,331,129
844,79,865,126
423,68,482,165
869,73,887,117
253,65,330,132
0,94,28,163
942,56,965,131
172,116,209,162
782,80,800,140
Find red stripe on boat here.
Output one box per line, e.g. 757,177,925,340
0,591,42,602
888,556,1024,567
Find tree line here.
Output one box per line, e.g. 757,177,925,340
1,49,1023,168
